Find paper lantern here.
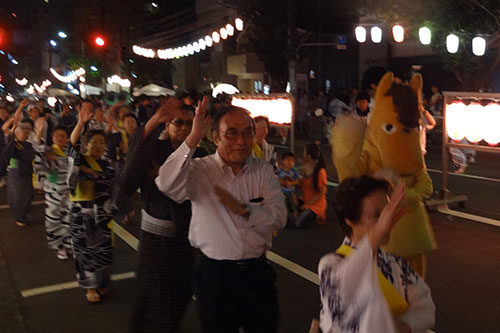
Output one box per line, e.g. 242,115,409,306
464,103,484,143
419,27,431,45
446,101,466,141
483,103,500,146
355,26,366,43
371,26,382,43
472,36,486,56
231,97,292,124
446,34,459,53
392,25,404,43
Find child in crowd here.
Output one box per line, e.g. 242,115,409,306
1,117,35,227
41,125,72,260
277,152,300,224
68,103,116,304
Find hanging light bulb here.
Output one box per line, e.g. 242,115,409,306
446,34,459,53
212,31,220,43
392,25,404,43
483,103,500,146
355,26,367,43
472,36,486,56
371,26,382,43
235,18,244,31
419,27,432,45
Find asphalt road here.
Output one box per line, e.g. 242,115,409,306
1,144,500,333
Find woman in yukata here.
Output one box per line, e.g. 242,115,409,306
318,175,435,333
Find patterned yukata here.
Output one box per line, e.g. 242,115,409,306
68,145,115,289
1,135,35,224
41,144,71,251
115,126,205,332
318,237,435,333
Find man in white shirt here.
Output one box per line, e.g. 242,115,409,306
155,97,287,332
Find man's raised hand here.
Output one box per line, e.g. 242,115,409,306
186,96,210,149
154,97,183,123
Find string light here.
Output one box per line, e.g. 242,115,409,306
135,19,244,60
472,36,486,56
16,78,28,86
419,27,432,45
50,67,85,83
392,25,404,43
446,34,459,53
371,26,382,43
107,75,131,88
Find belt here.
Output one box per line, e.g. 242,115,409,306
202,254,267,270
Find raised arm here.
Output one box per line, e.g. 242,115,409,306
70,102,93,146
155,96,209,202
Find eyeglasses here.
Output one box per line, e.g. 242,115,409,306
171,119,193,128
220,128,255,140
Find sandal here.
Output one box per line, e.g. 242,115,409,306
15,221,27,227
97,288,108,298
85,289,101,304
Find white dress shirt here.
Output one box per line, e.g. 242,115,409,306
155,141,287,260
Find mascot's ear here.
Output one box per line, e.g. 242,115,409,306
375,72,394,101
410,73,423,101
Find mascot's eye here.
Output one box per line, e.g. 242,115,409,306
382,123,397,135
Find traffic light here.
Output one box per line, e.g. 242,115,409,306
95,36,105,47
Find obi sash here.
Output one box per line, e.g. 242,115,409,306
336,244,409,317
47,144,66,184
69,154,103,202
253,142,263,159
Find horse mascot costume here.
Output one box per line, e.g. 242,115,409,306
332,72,437,277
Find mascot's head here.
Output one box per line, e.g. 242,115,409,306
367,72,424,176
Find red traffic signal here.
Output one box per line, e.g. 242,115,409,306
95,36,105,47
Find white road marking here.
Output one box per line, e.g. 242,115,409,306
427,168,500,183
437,205,500,227
21,271,135,298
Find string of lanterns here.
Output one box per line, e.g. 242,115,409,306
133,18,244,60
355,24,488,56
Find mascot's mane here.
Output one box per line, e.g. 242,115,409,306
384,81,420,129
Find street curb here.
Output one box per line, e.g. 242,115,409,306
0,245,27,332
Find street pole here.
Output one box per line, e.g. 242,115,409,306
288,0,297,154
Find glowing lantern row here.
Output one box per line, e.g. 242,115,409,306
371,27,382,43
355,25,404,43
446,101,500,146
107,75,131,88
136,18,244,60
231,97,292,125
16,77,28,86
446,34,487,56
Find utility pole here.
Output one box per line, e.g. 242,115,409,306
287,0,297,154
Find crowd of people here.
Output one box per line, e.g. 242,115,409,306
0,86,437,332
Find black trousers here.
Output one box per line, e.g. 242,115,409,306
194,254,279,333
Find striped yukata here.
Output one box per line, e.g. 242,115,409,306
41,144,71,251
68,145,116,289
115,126,205,332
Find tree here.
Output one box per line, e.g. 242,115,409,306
357,0,500,90
239,0,290,92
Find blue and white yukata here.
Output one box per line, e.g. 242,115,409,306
318,237,435,333
41,144,72,251
68,145,116,289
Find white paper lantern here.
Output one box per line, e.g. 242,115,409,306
446,34,459,53
446,101,466,141
392,25,404,43
419,27,431,45
464,103,484,143
355,26,366,43
371,26,382,43
472,36,486,56
483,103,500,146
